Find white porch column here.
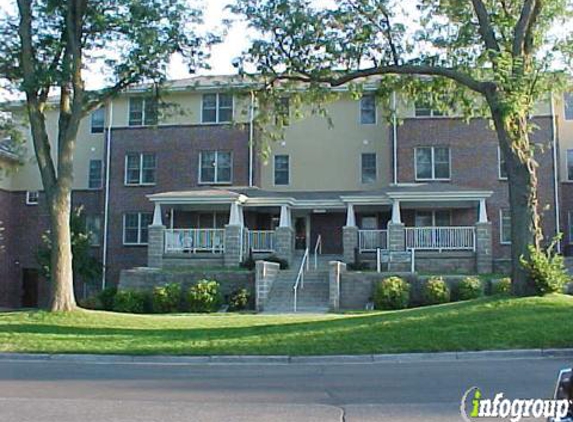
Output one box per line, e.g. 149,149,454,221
391,200,402,224
345,204,356,227
238,205,245,227
279,205,291,228
152,202,163,226
229,202,243,227
478,199,489,223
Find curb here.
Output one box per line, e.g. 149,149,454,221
0,349,572,365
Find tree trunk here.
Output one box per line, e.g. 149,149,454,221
48,187,77,311
489,99,541,296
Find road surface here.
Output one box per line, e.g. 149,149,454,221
0,356,568,421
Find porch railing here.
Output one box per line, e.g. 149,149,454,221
245,230,276,253
358,230,389,252
405,226,476,251
164,229,225,254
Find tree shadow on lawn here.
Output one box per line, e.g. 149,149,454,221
0,297,570,355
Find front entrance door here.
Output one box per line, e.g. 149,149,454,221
310,212,345,254
21,269,39,308
294,217,307,250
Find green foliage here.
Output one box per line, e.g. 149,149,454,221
374,277,410,310
492,278,513,296
423,277,451,305
187,280,222,313
521,241,570,295
228,288,251,312
97,286,118,311
457,277,484,301
152,283,182,313
113,290,150,314
78,296,100,310
37,206,102,287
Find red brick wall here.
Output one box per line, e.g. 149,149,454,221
105,124,252,285
396,117,557,259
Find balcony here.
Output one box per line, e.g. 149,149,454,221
405,226,476,251
164,229,225,254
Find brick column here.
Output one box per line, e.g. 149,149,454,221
342,226,358,264
148,225,165,268
255,260,280,311
476,222,493,274
224,225,243,267
328,261,346,311
388,222,405,251
275,226,294,266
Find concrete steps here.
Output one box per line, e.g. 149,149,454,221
263,254,341,314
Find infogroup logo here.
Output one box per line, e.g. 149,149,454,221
460,386,571,422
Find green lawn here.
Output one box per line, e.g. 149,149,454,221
0,294,572,356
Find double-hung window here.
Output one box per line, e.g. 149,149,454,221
199,151,232,184
414,101,445,117
26,191,39,205
500,209,511,244
274,155,290,186
202,94,233,123
125,153,156,186
565,93,573,120
414,210,451,227
360,95,376,124
568,212,573,244
85,215,102,247
498,147,508,180
91,108,105,133
88,159,103,189
123,212,153,245
567,150,573,181
128,97,158,126
361,153,377,183
415,146,450,180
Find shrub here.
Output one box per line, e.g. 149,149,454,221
97,286,117,311
423,277,450,305
457,276,483,300
187,280,222,313
228,288,250,311
79,295,100,310
373,277,410,310
265,255,289,270
492,277,512,295
112,290,149,314
152,283,182,313
521,240,569,295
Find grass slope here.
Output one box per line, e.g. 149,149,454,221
0,295,572,356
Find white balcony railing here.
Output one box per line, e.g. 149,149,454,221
405,226,476,251
245,230,276,253
164,229,225,254
358,230,389,252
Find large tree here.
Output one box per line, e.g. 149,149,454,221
231,0,573,295
0,0,214,311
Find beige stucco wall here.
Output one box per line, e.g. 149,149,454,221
259,94,390,191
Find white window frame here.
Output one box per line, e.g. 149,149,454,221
414,103,447,118
85,215,102,247
90,108,105,133
498,147,508,180
360,152,377,184
273,154,290,186
564,92,573,121
500,209,512,245
201,93,234,124
414,210,452,227
123,212,152,246
414,146,451,181
198,151,233,184
128,97,157,127
360,95,377,125
88,159,103,190
124,153,156,186
26,191,39,205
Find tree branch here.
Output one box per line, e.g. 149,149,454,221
279,65,489,94
513,0,538,57
470,0,501,53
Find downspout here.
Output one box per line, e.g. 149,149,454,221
101,99,113,290
550,92,562,253
392,91,398,185
249,90,255,187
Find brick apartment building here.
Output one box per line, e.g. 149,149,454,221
0,75,571,308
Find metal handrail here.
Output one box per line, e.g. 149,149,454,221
293,248,309,313
313,235,322,270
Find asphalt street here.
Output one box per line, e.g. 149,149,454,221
0,356,569,421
